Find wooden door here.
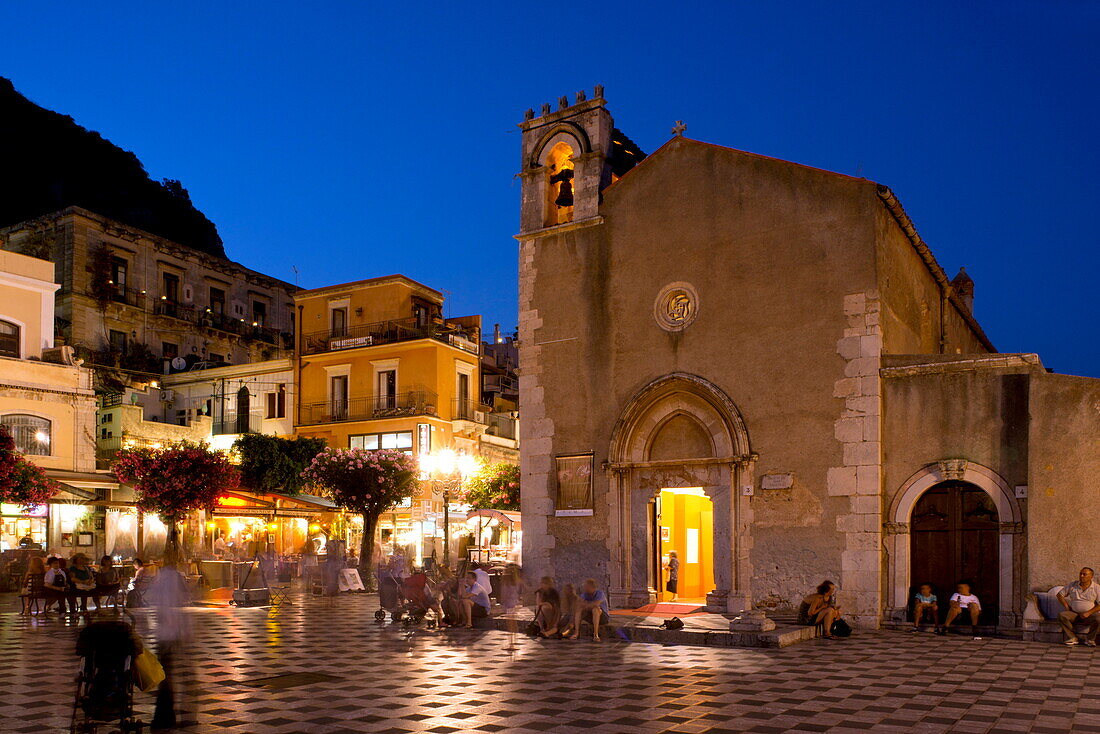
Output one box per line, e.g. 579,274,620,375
910,481,999,622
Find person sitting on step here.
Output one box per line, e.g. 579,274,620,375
940,582,981,638
911,584,941,633
798,580,842,639
569,578,609,642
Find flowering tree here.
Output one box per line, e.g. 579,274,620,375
112,441,239,562
462,461,520,511
0,426,60,511
301,447,419,574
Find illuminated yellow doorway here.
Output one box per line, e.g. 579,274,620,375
657,487,714,603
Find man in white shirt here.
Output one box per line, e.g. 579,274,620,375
471,564,493,597
1057,567,1100,646
940,582,981,638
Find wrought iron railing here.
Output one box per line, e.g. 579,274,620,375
298,390,438,425
300,317,479,356
213,413,263,435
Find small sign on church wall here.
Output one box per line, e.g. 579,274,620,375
761,473,794,490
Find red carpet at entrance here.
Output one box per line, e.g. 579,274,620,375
611,602,706,617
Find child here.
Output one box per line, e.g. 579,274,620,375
941,582,981,638
911,584,940,633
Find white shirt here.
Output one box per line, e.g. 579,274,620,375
472,568,492,597
44,568,67,588
951,592,980,608
1061,581,1100,614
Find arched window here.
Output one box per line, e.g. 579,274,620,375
0,320,19,358
235,386,251,434
0,414,51,456
546,141,575,226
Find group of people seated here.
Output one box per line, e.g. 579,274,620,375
18,553,150,615
531,576,610,641
908,581,985,637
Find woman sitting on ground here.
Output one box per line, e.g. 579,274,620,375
798,580,842,639
18,556,46,615
558,583,579,638
533,576,560,637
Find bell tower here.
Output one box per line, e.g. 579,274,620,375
518,86,631,233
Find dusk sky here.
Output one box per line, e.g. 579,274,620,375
2,2,1096,376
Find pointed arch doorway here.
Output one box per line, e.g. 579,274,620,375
607,373,755,613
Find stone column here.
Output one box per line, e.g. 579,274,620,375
608,467,632,609
883,521,909,622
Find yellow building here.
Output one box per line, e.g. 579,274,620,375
294,275,494,561
0,250,116,555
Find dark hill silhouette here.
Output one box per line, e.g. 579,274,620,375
0,77,225,258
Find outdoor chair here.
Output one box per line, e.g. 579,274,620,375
21,572,47,614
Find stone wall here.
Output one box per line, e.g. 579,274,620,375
827,289,883,628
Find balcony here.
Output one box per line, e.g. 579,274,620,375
484,412,518,441
154,300,198,324
452,398,492,423
106,286,146,308
300,317,480,356
199,311,243,334
213,413,263,435
298,390,438,426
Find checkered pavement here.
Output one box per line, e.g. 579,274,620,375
2,591,1099,733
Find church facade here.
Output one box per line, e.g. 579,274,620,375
516,89,1100,629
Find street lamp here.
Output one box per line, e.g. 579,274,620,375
420,448,478,568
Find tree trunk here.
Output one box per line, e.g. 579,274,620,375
165,518,181,565
361,512,377,592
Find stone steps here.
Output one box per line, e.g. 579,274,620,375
480,614,821,648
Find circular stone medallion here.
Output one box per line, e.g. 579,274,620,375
654,282,699,332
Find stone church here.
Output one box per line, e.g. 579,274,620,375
516,88,1100,630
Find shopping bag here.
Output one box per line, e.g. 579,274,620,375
133,649,166,692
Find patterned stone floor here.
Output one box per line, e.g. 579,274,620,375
2,592,1098,733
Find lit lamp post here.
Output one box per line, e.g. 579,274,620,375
420,448,477,569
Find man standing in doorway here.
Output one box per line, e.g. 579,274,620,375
1057,567,1100,646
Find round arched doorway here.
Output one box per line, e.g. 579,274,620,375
886,460,1024,629
910,481,1000,623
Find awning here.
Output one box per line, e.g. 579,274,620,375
268,492,338,510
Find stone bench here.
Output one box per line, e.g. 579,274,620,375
1023,586,1097,643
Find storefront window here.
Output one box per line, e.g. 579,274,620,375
1,503,47,550
349,431,413,452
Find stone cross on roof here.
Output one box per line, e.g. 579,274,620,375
671,120,687,137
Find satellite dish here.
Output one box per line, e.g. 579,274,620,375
171,357,187,370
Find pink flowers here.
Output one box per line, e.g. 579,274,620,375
299,447,419,515
113,441,239,522
0,427,60,511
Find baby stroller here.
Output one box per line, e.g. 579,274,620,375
374,571,432,626
70,620,145,734
375,571,404,622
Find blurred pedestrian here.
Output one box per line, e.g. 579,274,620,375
148,563,193,729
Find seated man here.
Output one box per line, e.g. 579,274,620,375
42,557,71,614
1057,567,1100,647
940,582,981,638
457,571,492,628
911,584,940,633
569,578,610,642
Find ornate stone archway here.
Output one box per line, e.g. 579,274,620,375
885,459,1024,628
606,373,755,613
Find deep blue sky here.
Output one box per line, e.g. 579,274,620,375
2,3,1096,376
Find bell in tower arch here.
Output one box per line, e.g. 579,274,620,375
551,166,574,208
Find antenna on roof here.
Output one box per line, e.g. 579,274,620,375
291,265,299,287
